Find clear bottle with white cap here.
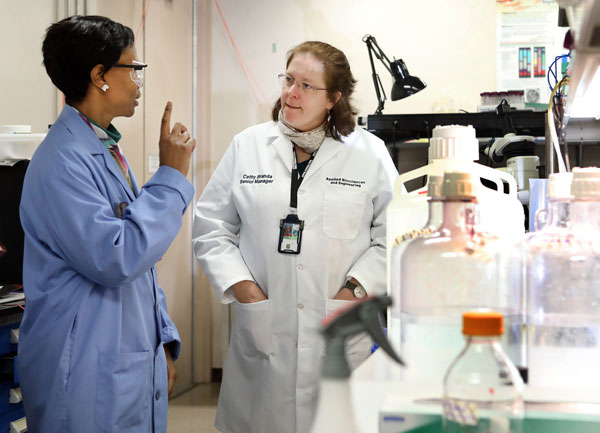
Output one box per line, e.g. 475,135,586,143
526,167,600,392
400,171,523,386
388,175,444,353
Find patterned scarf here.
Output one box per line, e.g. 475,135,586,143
277,110,327,153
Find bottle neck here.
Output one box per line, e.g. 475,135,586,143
465,334,501,344
546,199,571,228
570,200,600,229
425,199,444,227
439,199,480,233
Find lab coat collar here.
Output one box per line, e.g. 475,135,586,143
58,106,137,201
267,121,343,180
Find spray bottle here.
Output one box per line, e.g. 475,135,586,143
309,295,404,433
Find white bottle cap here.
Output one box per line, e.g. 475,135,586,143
547,172,573,199
441,171,477,199
427,174,444,198
428,124,480,161
571,167,600,198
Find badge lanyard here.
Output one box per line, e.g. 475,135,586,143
278,147,317,255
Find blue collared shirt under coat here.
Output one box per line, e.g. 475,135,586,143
18,105,194,433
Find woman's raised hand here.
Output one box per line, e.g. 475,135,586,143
159,101,196,177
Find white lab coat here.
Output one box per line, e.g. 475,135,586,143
193,121,398,433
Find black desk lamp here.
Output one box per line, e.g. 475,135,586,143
363,34,426,114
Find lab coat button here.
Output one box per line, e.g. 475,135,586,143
155,391,161,400
297,264,303,271
298,303,304,309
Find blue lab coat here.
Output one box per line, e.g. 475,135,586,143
18,106,194,433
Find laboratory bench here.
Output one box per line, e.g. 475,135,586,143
350,349,600,433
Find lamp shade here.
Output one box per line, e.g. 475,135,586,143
390,59,426,100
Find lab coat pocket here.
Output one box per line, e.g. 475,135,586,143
233,299,272,359
95,350,151,432
323,190,367,239
325,299,373,370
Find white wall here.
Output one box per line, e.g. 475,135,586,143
210,0,498,164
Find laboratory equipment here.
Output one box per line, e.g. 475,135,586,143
526,167,600,393
309,295,403,433
400,171,523,385
362,35,426,115
443,311,524,433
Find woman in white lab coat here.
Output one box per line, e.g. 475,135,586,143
193,41,398,433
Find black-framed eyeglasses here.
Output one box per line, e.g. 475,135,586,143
113,60,147,88
278,73,327,95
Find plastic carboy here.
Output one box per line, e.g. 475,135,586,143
388,175,444,353
526,167,600,392
443,311,524,433
386,125,524,276
400,172,523,386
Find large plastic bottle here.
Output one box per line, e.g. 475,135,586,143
400,172,523,385
526,167,600,392
386,124,524,298
443,311,524,433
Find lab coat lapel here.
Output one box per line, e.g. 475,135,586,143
303,136,342,181
98,148,136,201
269,125,294,173
60,106,136,201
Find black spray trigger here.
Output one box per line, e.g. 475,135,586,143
358,299,405,366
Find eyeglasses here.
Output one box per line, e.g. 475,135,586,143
113,60,147,88
278,73,326,95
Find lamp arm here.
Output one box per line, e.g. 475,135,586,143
363,35,393,74
363,34,390,115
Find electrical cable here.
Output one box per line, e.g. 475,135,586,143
135,0,151,43
547,54,570,91
547,79,569,173
214,0,270,121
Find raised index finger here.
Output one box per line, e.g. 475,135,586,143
160,102,173,138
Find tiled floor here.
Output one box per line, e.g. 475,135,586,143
167,383,221,433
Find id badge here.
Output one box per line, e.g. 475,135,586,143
278,214,304,254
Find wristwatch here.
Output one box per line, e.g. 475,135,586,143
343,280,367,299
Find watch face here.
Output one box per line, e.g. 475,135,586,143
353,285,367,298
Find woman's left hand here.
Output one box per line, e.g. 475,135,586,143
165,345,177,397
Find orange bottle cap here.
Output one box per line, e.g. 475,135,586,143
462,311,504,336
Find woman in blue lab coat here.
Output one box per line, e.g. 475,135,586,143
18,15,195,433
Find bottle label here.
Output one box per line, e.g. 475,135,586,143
443,398,479,425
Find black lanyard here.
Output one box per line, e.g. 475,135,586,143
290,147,316,210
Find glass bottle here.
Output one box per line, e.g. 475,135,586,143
388,175,444,353
526,167,600,391
443,311,524,433
400,172,522,385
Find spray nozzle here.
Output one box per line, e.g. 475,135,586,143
320,295,404,379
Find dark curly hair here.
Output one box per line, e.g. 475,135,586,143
42,15,134,104
272,41,358,141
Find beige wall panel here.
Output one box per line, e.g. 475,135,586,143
0,1,57,132
193,0,214,383
145,0,195,394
